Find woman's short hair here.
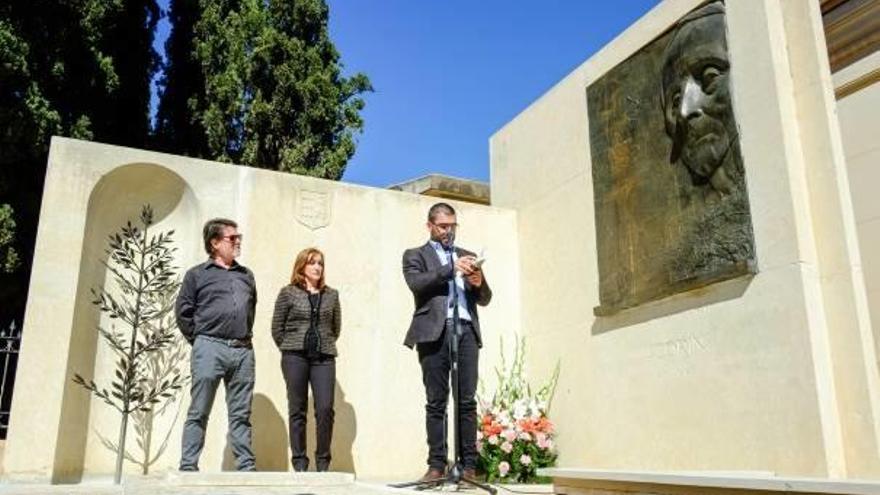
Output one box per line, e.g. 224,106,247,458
291,247,326,290
202,218,238,255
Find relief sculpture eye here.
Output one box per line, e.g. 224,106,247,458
700,65,723,92
670,91,682,110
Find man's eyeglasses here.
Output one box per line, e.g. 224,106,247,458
430,222,458,232
219,234,244,243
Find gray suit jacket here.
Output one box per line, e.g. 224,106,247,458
271,285,341,356
402,242,492,348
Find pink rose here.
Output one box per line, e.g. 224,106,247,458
520,454,532,465
503,429,517,442
501,441,513,453
498,461,510,477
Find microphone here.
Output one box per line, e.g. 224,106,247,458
445,229,458,280
445,228,456,251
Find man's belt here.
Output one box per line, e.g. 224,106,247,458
445,318,473,325
199,334,253,348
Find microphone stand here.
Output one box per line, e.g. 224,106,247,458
391,239,496,494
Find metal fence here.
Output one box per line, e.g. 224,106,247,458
0,321,20,439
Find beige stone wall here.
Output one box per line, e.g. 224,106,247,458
835,50,880,377
3,138,521,481
491,0,880,479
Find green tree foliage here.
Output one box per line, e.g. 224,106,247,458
0,204,18,273
0,0,159,181
0,0,158,323
1,0,366,328
159,0,372,179
91,1,161,149
154,0,208,157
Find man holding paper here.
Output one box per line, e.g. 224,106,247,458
401,202,492,482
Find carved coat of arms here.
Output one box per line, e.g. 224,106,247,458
295,189,332,230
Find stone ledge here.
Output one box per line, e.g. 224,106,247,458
0,473,420,494
152,471,356,486
387,174,491,205
539,468,880,495
496,483,555,493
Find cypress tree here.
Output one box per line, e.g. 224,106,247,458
0,0,159,325
154,0,208,156
160,0,372,179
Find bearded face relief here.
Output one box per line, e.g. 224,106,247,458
588,1,756,315
662,10,735,187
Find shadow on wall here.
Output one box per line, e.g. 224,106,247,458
253,393,289,471
221,382,357,474
51,163,197,483
222,393,289,471
303,382,358,473
223,381,358,473
591,273,754,334
331,383,357,474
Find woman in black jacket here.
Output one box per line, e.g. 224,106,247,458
271,247,341,472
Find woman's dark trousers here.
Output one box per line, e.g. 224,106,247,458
281,351,336,471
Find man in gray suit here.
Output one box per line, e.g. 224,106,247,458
402,202,492,482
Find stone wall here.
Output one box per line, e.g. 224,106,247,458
491,0,880,479
3,138,522,481
836,50,880,376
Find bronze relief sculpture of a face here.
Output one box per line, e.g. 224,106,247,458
661,3,738,197
588,1,756,315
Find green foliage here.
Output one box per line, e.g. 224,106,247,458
0,0,158,324
0,204,19,273
88,0,161,149
73,205,186,483
161,0,372,179
1,0,365,330
154,0,209,157
0,1,155,157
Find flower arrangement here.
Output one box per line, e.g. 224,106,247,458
477,337,559,483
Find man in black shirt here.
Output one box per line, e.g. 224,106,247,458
176,218,257,472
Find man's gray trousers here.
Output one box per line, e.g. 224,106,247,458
180,336,256,471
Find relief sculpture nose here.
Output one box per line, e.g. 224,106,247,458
679,78,704,120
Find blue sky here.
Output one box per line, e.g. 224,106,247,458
152,1,661,188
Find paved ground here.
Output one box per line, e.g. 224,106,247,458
0,472,555,495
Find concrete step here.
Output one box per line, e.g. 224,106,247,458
0,472,423,494
0,472,556,494
155,471,355,486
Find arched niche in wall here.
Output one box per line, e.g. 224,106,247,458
53,163,198,481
